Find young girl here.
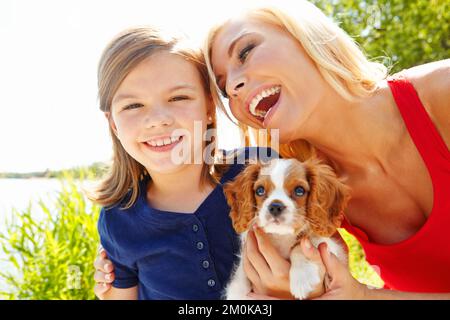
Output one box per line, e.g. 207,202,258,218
89,26,276,299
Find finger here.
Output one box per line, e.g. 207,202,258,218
94,270,115,283
247,292,280,300
318,242,345,280
94,257,114,273
301,238,324,264
99,248,107,259
94,282,111,298
246,230,271,278
253,226,290,275
243,249,262,289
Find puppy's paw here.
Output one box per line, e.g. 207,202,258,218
290,262,322,300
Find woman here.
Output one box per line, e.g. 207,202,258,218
203,0,450,299
95,1,449,299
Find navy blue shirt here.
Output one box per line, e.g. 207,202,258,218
98,147,278,300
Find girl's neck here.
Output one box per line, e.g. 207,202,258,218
147,164,206,197
297,81,404,177
145,163,215,214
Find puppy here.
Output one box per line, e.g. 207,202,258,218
223,158,350,300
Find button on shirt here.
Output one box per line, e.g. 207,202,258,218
97,147,278,300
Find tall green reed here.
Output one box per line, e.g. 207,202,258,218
0,169,101,300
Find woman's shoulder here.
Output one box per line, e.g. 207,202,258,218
396,59,449,108
396,59,450,148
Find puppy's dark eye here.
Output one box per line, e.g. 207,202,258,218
294,186,305,197
255,186,265,197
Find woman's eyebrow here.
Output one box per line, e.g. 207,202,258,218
227,32,252,57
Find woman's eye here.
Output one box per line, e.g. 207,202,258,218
219,88,229,99
123,103,142,110
169,96,189,102
255,186,265,197
294,186,305,197
238,43,255,63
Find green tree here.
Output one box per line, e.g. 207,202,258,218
311,0,449,73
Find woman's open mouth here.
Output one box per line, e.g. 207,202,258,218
247,85,281,125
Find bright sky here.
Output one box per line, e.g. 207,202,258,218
0,0,267,173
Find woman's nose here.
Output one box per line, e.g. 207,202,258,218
227,73,246,98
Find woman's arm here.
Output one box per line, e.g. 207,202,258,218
246,230,450,300
100,286,138,300
364,288,450,300
313,243,450,300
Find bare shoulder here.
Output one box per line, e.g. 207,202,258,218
395,59,450,148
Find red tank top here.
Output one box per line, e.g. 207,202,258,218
341,76,450,292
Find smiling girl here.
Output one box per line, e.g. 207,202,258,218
89,26,276,299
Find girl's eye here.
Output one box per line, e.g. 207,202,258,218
123,103,142,110
294,186,305,197
255,186,265,197
238,43,255,63
169,96,189,102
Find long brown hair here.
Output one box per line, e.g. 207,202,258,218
88,26,228,209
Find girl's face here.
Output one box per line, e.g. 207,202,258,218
108,51,212,174
211,18,327,143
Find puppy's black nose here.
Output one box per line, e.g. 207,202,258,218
268,201,286,217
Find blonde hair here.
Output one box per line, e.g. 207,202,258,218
204,0,388,161
89,26,227,209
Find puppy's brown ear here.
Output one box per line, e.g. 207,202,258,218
305,158,351,237
223,163,261,233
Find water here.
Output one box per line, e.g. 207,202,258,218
0,179,62,230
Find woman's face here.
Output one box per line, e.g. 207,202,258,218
108,51,212,175
211,17,326,143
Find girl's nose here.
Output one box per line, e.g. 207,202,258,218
143,106,174,128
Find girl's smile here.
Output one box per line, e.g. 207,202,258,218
143,134,184,153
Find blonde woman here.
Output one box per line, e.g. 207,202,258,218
203,1,450,299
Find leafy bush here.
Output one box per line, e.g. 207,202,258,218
0,172,100,300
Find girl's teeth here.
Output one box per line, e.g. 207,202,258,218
148,136,181,147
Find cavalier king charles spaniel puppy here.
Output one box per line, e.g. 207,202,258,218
223,158,350,300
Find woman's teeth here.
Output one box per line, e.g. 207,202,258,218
147,136,182,147
249,86,281,118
